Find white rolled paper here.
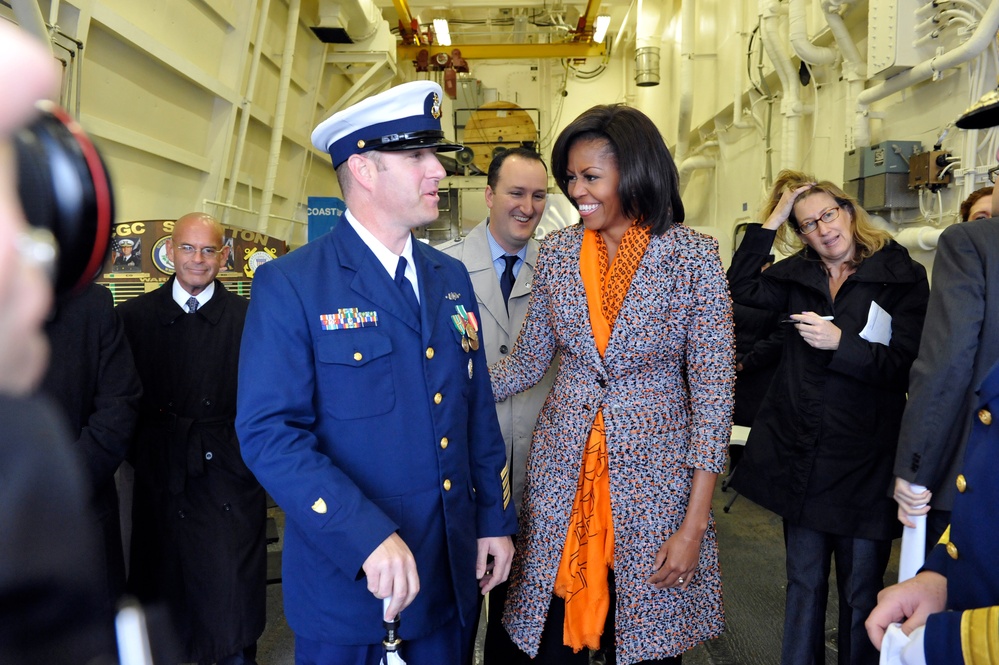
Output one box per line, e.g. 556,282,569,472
898,484,928,583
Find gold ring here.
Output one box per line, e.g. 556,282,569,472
677,577,684,584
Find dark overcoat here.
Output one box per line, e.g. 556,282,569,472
117,277,266,663
728,226,929,540
41,282,141,611
236,219,517,645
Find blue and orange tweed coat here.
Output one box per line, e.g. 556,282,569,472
490,223,735,664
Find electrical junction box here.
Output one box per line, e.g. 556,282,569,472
863,140,921,176
868,0,926,77
861,173,919,211
844,149,864,181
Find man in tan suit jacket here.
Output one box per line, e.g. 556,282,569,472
439,147,558,661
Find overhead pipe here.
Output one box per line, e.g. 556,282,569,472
315,0,386,43
820,0,865,151
789,0,837,66
634,0,661,87
257,0,301,234
854,0,999,147
676,0,695,162
224,0,272,222
733,2,753,129
761,0,805,170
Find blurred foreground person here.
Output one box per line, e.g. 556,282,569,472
0,22,116,665
491,104,733,665
41,282,142,613
728,170,928,665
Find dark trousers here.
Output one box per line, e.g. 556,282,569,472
781,521,892,665
483,573,681,665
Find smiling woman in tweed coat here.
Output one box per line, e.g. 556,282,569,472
489,105,734,665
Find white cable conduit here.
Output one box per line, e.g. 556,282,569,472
820,0,865,151
225,0,272,222
256,0,301,234
854,0,999,148
789,0,837,66
869,214,945,252
678,155,716,187
761,0,805,170
675,0,695,163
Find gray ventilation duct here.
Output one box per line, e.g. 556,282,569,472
635,47,661,87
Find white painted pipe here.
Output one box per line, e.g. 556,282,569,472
733,2,753,129
854,0,999,147
676,0,695,162
893,225,945,251
226,0,272,218
821,1,865,152
789,0,837,65
762,0,803,169
316,0,384,43
257,0,301,234
678,155,716,192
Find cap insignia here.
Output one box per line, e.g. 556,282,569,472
431,93,442,120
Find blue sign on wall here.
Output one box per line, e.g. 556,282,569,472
307,196,346,242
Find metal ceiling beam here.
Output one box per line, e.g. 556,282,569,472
574,0,602,41
391,0,422,44
397,42,606,60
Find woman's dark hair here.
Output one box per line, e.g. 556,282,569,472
551,104,684,234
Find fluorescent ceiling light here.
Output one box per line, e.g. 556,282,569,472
593,15,611,44
434,18,451,46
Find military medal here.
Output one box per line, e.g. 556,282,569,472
451,311,471,352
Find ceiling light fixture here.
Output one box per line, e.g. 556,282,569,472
593,15,611,44
433,18,451,46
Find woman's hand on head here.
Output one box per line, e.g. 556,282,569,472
763,184,814,231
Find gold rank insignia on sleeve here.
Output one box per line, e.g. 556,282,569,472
311,498,327,514
500,466,511,510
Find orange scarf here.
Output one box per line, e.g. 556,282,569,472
554,225,651,652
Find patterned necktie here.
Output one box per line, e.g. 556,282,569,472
501,255,518,311
186,296,199,314
394,257,420,317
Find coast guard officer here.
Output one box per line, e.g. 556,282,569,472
236,80,517,665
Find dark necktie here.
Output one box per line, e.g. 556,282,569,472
186,296,199,314
394,256,420,317
501,255,518,311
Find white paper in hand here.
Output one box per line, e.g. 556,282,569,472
898,483,927,582
860,301,893,346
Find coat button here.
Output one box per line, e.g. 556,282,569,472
434,392,443,404
443,479,452,491
178,510,186,519
499,345,509,354
597,377,607,388
440,437,449,449
979,409,992,425
946,541,959,559
205,451,213,461
353,352,363,361
223,502,231,511
202,398,213,407
426,347,435,359
610,404,622,415
956,474,967,493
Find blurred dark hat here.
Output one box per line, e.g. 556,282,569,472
956,87,999,130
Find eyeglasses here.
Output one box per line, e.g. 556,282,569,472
176,244,221,258
17,227,58,282
797,206,840,235
988,164,999,184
